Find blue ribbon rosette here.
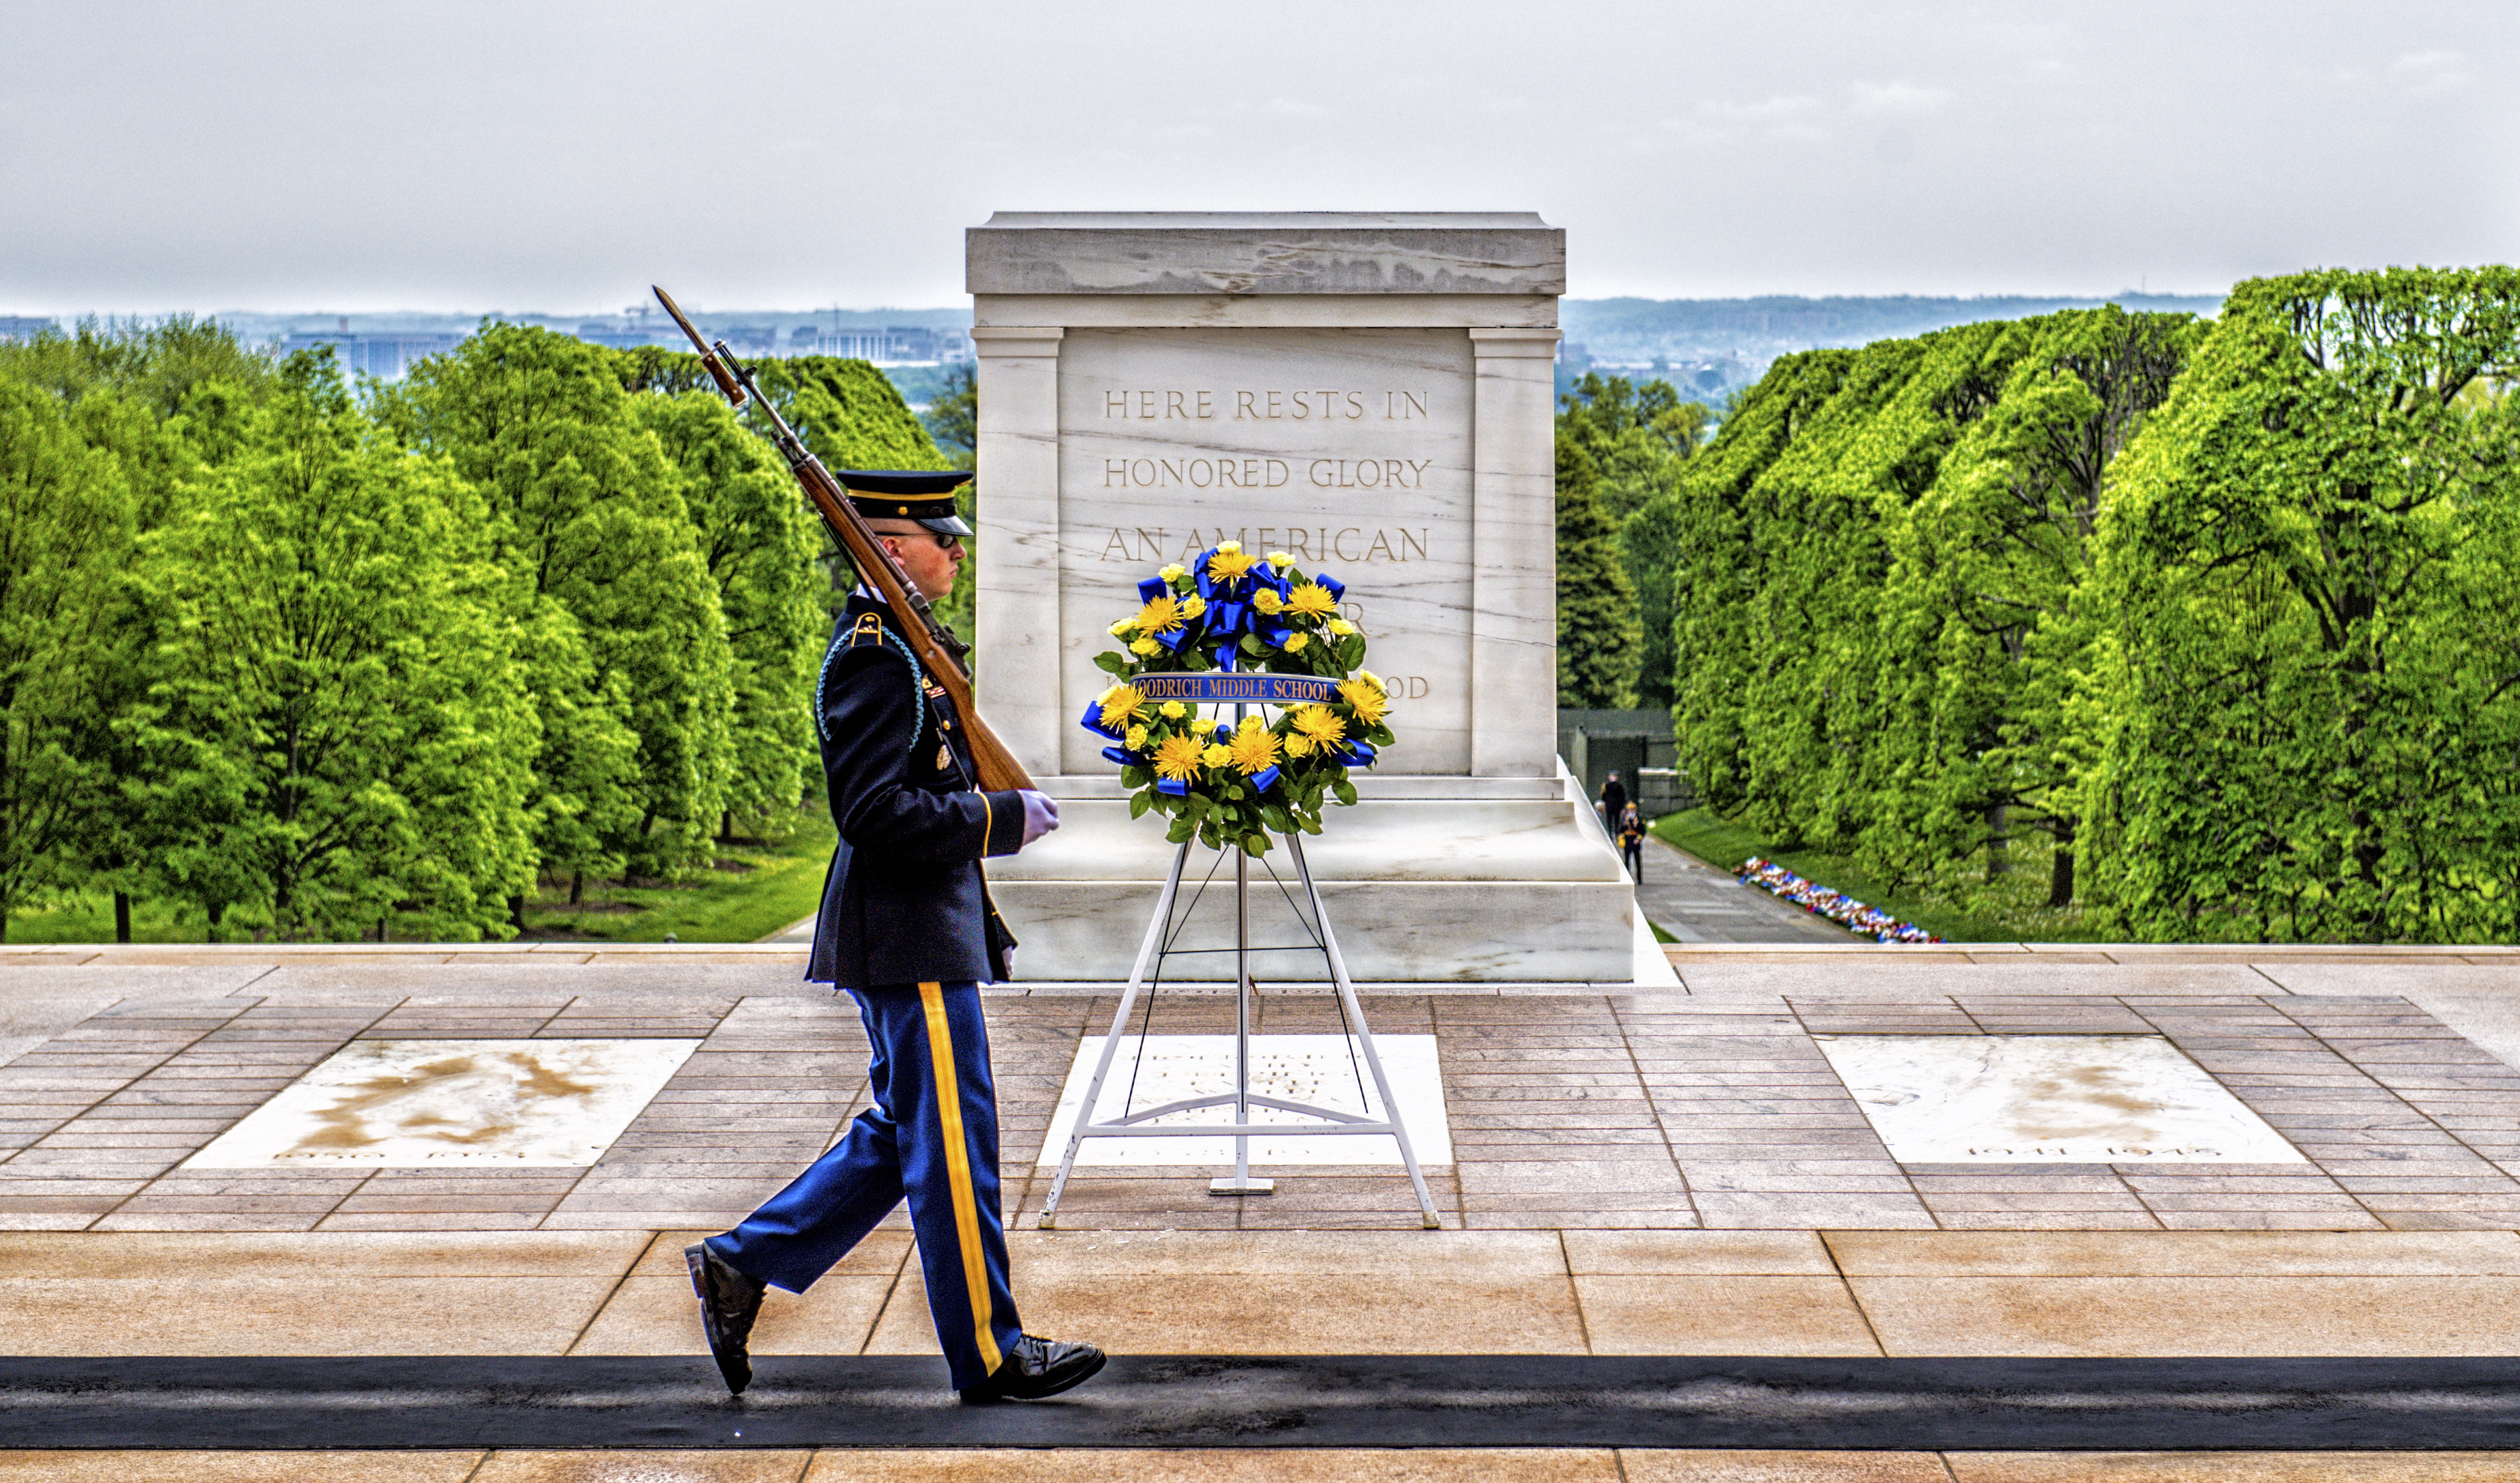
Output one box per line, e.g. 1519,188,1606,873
1079,699,1125,741
1188,545,1300,652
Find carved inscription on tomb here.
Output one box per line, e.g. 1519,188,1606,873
1057,327,1475,773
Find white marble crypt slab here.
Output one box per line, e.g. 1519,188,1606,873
1039,1033,1452,1167
183,1038,700,1168
1813,1034,2308,1165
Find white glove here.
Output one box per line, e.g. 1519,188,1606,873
1019,790,1061,847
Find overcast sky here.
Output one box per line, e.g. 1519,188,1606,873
4,0,2513,315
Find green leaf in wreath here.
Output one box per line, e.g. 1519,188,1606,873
1242,832,1270,857
1129,792,1152,819
1165,815,1195,844
1093,652,1129,675
1333,777,1358,807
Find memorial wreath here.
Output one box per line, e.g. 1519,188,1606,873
1080,542,1396,856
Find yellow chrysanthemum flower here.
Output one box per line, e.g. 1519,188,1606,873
1098,685,1145,728
1291,704,1346,745
1153,732,1205,781
1135,593,1184,634
1360,669,1383,689
1327,618,1358,636
1214,540,1241,554
1227,718,1281,775
1206,548,1259,582
1202,742,1232,769
1109,617,1136,637
1125,724,1148,750
1160,700,1186,720
1283,733,1316,757
1266,550,1294,570
1191,716,1218,736
1130,636,1160,656
1252,589,1283,615
1283,632,1308,653
1285,583,1338,619
1338,677,1388,726
1179,595,1206,618
1159,562,1187,582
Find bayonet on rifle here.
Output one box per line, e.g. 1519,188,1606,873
653,284,1031,792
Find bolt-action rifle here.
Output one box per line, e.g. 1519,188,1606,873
653,284,1035,794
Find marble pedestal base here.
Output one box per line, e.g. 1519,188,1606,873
990,770,1634,983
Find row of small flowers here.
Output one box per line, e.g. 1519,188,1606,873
1736,857,1941,944
1082,542,1395,857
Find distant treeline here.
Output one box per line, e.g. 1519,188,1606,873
0,322,948,942
1563,292,2227,357
1561,268,2520,943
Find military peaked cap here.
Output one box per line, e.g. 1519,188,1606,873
840,470,973,537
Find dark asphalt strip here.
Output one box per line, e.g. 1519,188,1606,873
3,1355,2518,1450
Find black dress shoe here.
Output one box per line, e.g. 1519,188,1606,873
685,1242,765,1396
958,1334,1107,1403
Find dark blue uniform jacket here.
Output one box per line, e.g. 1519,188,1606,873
806,594,1025,987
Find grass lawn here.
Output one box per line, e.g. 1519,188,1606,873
5,802,838,946
518,803,835,943
2,894,218,945
1650,806,2102,943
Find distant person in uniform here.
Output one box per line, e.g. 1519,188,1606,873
1597,770,1627,833
1619,803,1645,883
686,470,1105,1406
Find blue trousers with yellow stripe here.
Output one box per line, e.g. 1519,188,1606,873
708,981,1021,1389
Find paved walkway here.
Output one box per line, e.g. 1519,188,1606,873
780,833,1852,948
6,942,2520,1476
1633,835,1852,943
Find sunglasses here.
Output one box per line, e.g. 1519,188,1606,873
878,529,963,553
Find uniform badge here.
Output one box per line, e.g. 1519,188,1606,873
936,742,952,771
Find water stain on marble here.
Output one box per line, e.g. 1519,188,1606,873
186,1038,700,1169
1814,1034,2306,1166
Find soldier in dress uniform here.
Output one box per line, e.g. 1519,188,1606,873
685,470,1105,1404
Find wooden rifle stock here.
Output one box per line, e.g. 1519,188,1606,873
652,286,1036,795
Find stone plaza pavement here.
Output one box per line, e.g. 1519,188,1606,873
7,940,2520,1479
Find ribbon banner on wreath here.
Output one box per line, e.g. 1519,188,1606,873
1079,541,1397,857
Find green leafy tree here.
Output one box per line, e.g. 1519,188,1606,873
0,374,135,941
1877,307,2199,906
1558,373,1709,707
923,361,976,467
0,316,274,420
1650,351,1852,817
384,325,735,885
1554,428,1643,707
1734,329,2013,851
136,353,536,940
2083,267,2520,940
630,391,826,829
0,319,273,940
614,349,966,628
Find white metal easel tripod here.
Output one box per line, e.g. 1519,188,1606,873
1037,826,1442,1229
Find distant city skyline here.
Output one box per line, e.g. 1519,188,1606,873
1,289,2231,406
3,2,2508,314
